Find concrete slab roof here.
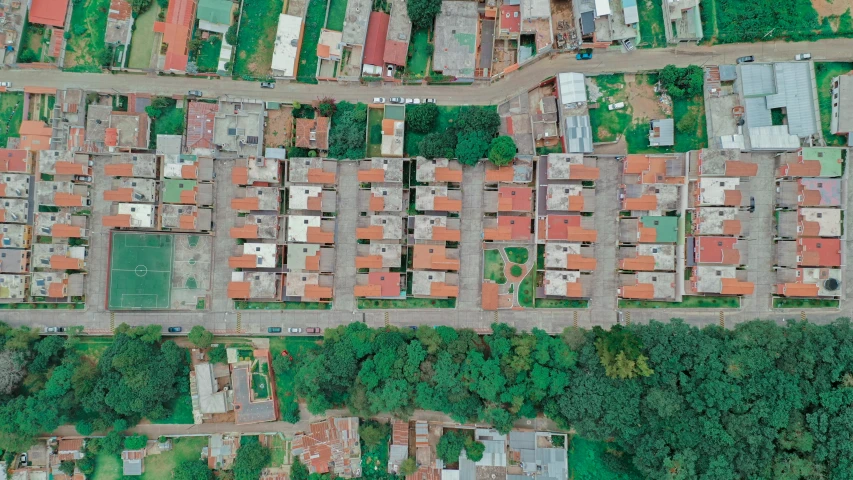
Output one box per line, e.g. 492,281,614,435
358,158,405,183
620,271,676,300
619,244,676,271
432,1,478,78
411,215,461,242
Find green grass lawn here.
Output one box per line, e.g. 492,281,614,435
589,75,631,142
197,35,222,73
127,4,159,69
404,105,466,156
233,0,285,78
91,453,123,480
773,297,840,309
536,298,589,308
536,143,563,155
638,0,667,48
269,336,321,418
518,272,536,308
360,427,391,480
0,92,24,148
268,434,291,467
69,336,114,361
19,21,44,61
484,249,507,284
235,301,332,310
139,436,208,480
65,0,110,71
406,28,432,78
504,246,529,264
620,295,740,309
326,0,348,30
673,96,708,152
154,105,186,137
357,298,457,309
252,373,270,399
816,62,853,146
296,0,327,83
569,437,643,480
367,107,384,157
151,394,194,424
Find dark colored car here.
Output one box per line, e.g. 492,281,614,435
168,327,182,333
188,90,203,97
736,56,755,64
268,327,282,333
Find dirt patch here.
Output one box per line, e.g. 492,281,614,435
265,107,293,147
594,137,628,154
813,0,850,18
551,0,575,37
624,74,666,121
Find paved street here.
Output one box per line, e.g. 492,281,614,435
2,38,851,106
458,165,485,311
332,162,358,312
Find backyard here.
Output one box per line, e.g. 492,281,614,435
326,0,348,30
367,107,384,157
619,295,741,308
773,297,840,308
127,4,159,69
252,372,270,400
196,35,223,73
139,436,208,479
638,0,667,48
65,0,111,71
233,0,285,78
17,19,47,63
91,453,122,480
0,92,24,148
296,0,328,82
406,28,432,79
816,62,853,146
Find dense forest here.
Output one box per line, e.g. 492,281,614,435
0,323,189,454
294,320,853,479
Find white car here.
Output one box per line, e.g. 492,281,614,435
390,97,403,104
405,98,415,104
288,327,302,333
413,98,422,104
608,102,626,111
795,53,812,61
0,82,10,88
373,97,386,104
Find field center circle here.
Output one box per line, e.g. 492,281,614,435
135,265,148,277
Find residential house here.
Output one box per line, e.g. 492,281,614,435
154,0,198,73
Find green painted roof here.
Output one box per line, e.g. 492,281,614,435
162,179,197,204
197,0,233,26
640,216,678,243
799,147,843,177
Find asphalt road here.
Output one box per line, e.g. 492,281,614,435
2,38,850,105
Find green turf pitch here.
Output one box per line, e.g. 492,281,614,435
108,233,174,309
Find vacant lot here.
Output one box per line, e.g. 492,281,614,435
139,437,208,479
269,336,321,416
638,0,667,47
407,28,432,78
127,4,159,69
234,0,285,78
265,106,293,147
296,0,327,82
197,35,222,73
816,62,853,146
65,0,111,71
403,105,462,156
326,0,347,30
91,454,123,480
0,93,24,148
569,437,643,480
367,107,384,157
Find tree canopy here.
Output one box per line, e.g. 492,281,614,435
233,440,271,480
406,103,439,133
658,65,703,99
487,136,516,166
188,326,214,349
328,102,368,159
173,460,214,480
406,0,442,29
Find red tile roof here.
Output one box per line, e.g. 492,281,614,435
798,238,841,267
29,0,69,27
384,40,407,67
497,187,533,212
49,29,64,57
365,272,402,297
775,283,820,297
109,0,132,20
499,5,520,33
155,0,196,72
363,12,390,67
481,282,499,311
186,101,218,150
695,236,740,264
0,150,29,173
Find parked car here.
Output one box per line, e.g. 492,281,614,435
167,326,182,333
622,39,634,51
288,327,302,333
74,175,93,183
386,64,395,77
616,311,624,324
404,98,415,104
0,82,11,87
373,97,386,104
425,98,436,104
306,327,321,334
260,82,276,89
576,49,593,60
608,102,626,111
749,196,755,213
736,55,755,64
188,90,203,97
19,453,27,466
412,98,422,104
45,326,58,333
795,53,812,60
390,97,403,104
268,327,282,333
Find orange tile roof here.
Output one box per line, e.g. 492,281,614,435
776,283,820,297
306,226,334,244
55,162,87,175
569,164,600,180
412,244,459,271
357,225,385,240
156,0,196,72
51,224,83,237
54,193,85,207
567,196,585,212
19,121,53,137
434,167,462,183
433,196,462,212
48,282,66,298
180,190,197,204
358,168,386,182
104,188,134,202
317,43,331,58
430,282,458,297
229,255,258,269
369,195,385,211
798,238,841,267
307,169,336,184
638,226,657,243
303,284,333,300
432,226,461,241
179,215,197,229
231,197,260,211
565,282,584,298
356,255,384,269
382,118,397,135
722,220,741,235
778,160,821,177
181,164,198,179
621,256,656,271
230,224,259,238
720,278,754,295
305,252,321,271
50,255,83,270
103,214,132,228
481,282,499,310
498,187,533,212
799,220,821,237
621,283,655,299
725,161,758,177
232,166,249,185
623,194,657,211
29,0,69,27
19,121,52,151
227,281,252,298
566,254,597,271
104,164,134,176
104,128,118,147
0,184,8,197
485,165,514,182
354,284,382,297
0,150,29,173
723,190,742,206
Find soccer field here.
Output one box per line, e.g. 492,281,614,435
108,233,174,309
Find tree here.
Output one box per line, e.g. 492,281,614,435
208,344,227,364
487,136,516,166
16,50,37,63
328,102,368,159
174,460,214,480
464,439,485,462
400,457,419,476
593,326,653,379
233,442,271,480
317,97,337,117
406,0,442,29
124,434,148,451
455,131,490,165
282,400,300,423
676,111,698,133
291,457,309,480
77,456,95,475
59,461,76,477
658,65,704,99
418,131,456,159
188,326,213,349
406,103,439,133
360,422,389,448
436,431,466,464
99,431,124,455
75,420,93,436
100,46,114,67
456,106,500,136
225,23,238,46
0,350,26,394
188,38,204,53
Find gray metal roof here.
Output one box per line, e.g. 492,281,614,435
123,459,143,476
740,64,776,97
580,11,595,34
649,118,674,146
564,115,593,153
509,431,535,451
719,65,737,82
765,62,818,137
459,455,477,480
744,96,771,129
